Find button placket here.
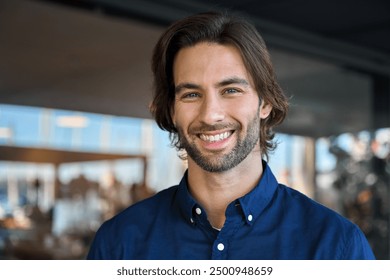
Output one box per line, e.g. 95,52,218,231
212,238,228,259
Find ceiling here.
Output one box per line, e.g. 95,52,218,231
0,145,146,165
0,0,389,138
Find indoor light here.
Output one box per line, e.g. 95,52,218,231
0,127,12,138
56,115,89,128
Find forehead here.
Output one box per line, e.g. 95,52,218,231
173,42,252,85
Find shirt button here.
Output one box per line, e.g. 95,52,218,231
248,214,253,222
190,218,194,224
195,207,202,215
217,243,225,251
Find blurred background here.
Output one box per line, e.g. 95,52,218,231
0,0,389,259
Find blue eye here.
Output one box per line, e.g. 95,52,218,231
224,88,239,94
181,92,200,100
185,92,199,98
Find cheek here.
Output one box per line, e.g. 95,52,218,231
229,100,259,119
172,104,196,129
172,102,184,125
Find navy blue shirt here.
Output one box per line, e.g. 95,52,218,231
87,161,375,259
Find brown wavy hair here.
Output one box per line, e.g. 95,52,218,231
150,11,289,159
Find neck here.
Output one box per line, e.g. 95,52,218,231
187,150,263,229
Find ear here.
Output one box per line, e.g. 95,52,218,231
259,102,272,119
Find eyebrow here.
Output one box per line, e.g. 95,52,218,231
216,77,250,88
175,77,250,94
174,83,201,94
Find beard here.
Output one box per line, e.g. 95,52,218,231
176,109,261,173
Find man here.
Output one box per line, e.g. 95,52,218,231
87,12,375,259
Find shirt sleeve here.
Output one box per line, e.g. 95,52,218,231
340,225,376,260
86,222,111,260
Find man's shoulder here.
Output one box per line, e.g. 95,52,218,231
274,184,375,259
276,184,355,228
102,185,179,228
124,184,178,211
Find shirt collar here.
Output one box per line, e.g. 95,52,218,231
237,160,279,226
176,160,279,226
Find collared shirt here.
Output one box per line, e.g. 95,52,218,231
87,161,375,259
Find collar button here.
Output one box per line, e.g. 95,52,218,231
195,207,202,215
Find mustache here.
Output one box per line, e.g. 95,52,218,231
188,122,240,134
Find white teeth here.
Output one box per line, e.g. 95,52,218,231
200,131,231,143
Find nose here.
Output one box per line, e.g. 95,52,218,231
198,93,225,124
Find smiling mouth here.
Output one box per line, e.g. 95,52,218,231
198,131,233,143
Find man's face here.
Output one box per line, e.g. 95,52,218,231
172,42,271,172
